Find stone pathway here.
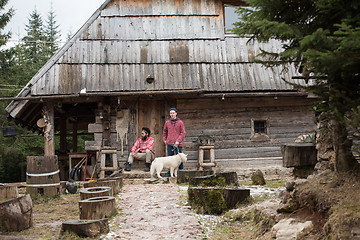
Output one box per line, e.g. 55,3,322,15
102,183,205,240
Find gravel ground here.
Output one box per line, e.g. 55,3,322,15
102,183,205,240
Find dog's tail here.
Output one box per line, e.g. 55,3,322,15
150,161,155,177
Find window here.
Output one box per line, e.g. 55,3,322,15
223,1,247,33
254,120,267,135
251,119,269,142
224,5,238,33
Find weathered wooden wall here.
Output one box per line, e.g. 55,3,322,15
28,0,302,96
177,96,316,169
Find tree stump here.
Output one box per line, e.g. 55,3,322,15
0,185,19,201
61,219,109,238
80,187,112,200
281,143,317,167
189,172,238,187
0,194,33,232
177,170,214,184
188,187,250,214
83,177,123,195
282,143,317,178
79,196,116,220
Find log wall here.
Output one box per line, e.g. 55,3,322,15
178,96,316,169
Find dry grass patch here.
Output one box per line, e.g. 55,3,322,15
0,193,96,240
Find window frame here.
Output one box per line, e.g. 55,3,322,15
223,1,247,34
250,119,270,142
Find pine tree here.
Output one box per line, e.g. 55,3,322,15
233,0,360,173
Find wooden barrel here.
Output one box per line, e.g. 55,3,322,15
79,196,116,220
80,187,112,200
26,156,60,198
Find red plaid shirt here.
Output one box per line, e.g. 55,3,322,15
131,137,155,154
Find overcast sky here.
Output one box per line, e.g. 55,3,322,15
3,0,104,47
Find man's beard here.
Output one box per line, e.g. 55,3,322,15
142,136,148,141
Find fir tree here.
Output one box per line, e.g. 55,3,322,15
44,4,60,58
233,0,360,173
0,0,14,85
22,8,46,64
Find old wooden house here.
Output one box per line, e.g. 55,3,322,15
6,0,316,180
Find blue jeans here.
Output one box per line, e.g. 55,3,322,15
166,145,184,170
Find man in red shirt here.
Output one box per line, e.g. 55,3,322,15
124,127,155,172
162,107,186,176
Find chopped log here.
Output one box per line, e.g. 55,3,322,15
177,170,214,184
61,219,109,238
80,187,112,200
0,185,19,200
79,196,116,220
281,143,317,167
188,187,250,214
83,177,123,195
0,194,33,232
189,172,238,187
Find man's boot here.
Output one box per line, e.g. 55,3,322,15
124,162,131,171
145,163,150,172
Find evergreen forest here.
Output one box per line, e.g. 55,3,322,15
0,0,66,182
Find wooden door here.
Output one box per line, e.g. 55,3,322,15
138,100,165,157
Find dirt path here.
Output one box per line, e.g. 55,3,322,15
103,183,205,240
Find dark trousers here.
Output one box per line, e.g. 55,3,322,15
167,145,182,156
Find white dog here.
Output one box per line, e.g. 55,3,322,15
150,153,187,179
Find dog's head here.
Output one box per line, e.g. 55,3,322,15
178,152,188,162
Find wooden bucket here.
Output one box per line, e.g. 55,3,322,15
79,196,116,220
80,187,112,200
26,156,60,198
83,177,123,195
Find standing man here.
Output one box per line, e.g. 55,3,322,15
124,127,155,172
162,107,186,175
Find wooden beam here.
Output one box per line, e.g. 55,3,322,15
60,114,67,153
0,89,205,101
44,102,55,156
72,122,78,153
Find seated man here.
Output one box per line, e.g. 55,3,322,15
124,127,155,172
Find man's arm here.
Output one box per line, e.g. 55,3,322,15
176,121,186,145
162,121,168,144
131,138,140,153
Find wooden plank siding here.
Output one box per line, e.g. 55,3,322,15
177,97,316,168
27,0,302,96
32,63,298,95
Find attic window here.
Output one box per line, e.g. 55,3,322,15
224,5,238,33
223,1,249,34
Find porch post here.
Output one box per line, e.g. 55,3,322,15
44,102,55,156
